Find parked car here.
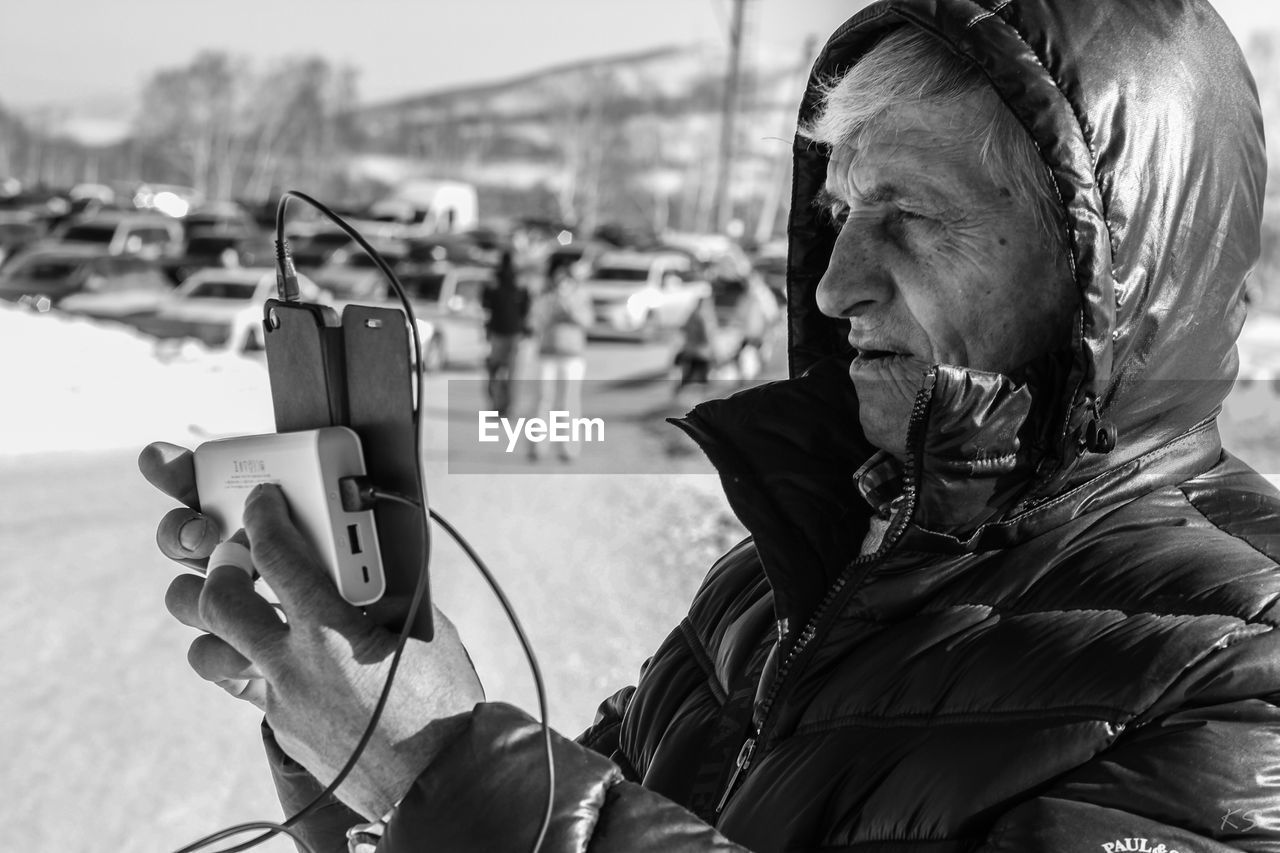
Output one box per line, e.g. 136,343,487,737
131,183,204,218
137,267,323,351
0,211,46,268
309,239,412,294
661,231,752,276
751,238,788,305
580,250,709,338
288,226,356,270
404,234,490,267
53,211,184,260
325,263,492,371
544,240,608,284
161,202,274,283
0,244,171,320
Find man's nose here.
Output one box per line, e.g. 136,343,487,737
815,218,894,318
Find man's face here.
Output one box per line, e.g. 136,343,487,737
815,96,1076,457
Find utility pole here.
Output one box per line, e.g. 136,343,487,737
754,34,820,246
711,0,748,234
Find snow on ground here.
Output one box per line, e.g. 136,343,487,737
0,304,275,456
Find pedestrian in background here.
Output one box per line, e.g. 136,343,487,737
528,266,593,462
480,249,531,417
715,273,779,380
675,294,723,394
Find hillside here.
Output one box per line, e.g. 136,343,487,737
345,41,813,234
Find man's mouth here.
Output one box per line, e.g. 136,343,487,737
851,346,911,362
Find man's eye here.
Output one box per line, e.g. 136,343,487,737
824,202,850,227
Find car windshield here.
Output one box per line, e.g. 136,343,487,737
307,232,352,247
12,259,84,280
403,272,447,301
61,224,116,244
0,223,38,240
183,280,258,300
346,253,386,269
94,273,169,293
591,266,650,283
186,214,240,229
323,277,382,299
187,222,243,239
186,236,236,253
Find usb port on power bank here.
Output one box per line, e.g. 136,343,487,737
347,524,362,554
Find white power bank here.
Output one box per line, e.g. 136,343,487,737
193,427,386,606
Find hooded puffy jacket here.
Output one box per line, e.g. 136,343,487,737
273,1,1280,850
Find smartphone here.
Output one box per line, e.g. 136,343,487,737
262,298,434,641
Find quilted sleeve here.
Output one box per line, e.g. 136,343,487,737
576,684,642,779
379,702,748,853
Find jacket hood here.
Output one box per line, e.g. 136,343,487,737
786,0,1266,491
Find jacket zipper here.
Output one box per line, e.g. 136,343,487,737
713,370,936,818
714,737,757,814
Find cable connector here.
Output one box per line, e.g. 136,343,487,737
275,237,301,302
339,475,379,512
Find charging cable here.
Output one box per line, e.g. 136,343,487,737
170,194,555,853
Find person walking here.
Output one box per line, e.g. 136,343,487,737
528,268,594,462
480,249,531,417
675,295,723,394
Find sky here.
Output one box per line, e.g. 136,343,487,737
4,0,1273,110
0,0,857,110
1,0,1276,145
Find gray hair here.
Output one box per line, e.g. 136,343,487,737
802,27,1066,255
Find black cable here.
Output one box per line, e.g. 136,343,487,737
174,821,317,853
372,489,556,853
173,192,432,853
188,512,428,853
175,193,553,853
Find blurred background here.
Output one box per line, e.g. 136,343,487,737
1,2,1277,850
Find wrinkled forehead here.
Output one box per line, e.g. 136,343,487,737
823,101,1009,206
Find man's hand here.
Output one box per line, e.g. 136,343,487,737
138,442,485,819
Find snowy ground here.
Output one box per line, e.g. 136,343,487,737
0,304,743,851
1,303,1277,851
0,309,278,454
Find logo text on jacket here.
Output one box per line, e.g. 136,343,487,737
1101,840,1178,853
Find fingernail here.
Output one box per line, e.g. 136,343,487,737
178,516,215,551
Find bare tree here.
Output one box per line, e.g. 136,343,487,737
134,52,357,201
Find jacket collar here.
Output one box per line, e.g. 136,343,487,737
674,355,1223,624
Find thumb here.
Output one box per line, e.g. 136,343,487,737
242,483,359,627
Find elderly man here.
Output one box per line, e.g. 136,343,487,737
142,0,1280,850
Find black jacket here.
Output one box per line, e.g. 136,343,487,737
276,1,1280,850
